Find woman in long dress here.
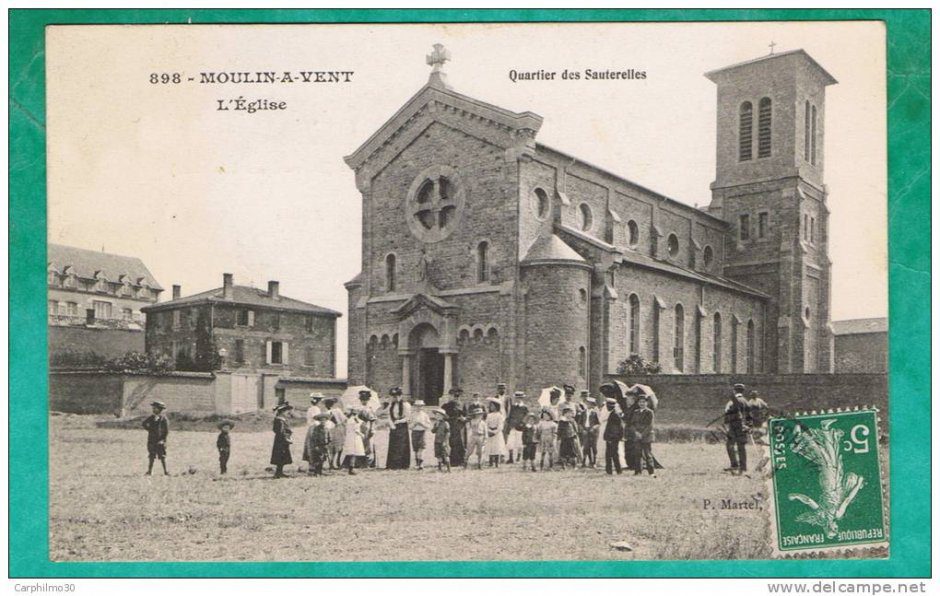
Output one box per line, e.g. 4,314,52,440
328,400,347,470
371,398,391,469
385,388,412,469
442,398,467,466
485,398,507,467
270,402,294,478
342,409,366,475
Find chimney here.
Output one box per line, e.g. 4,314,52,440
85,308,95,326
268,280,280,300
223,273,234,300
172,284,181,300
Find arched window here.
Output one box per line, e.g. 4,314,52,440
731,316,739,373
578,288,587,304
693,308,703,373
533,188,549,219
579,203,593,231
627,220,639,247
804,101,811,161
758,97,772,158
811,105,818,165
385,253,396,292
746,319,756,374
629,294,640,355
477,241,489,283
703,245,714,269
713,313,723,373
667,233,679,258
652,300,661,363
739,102,753,161
578,346,586,378
674,304,685,372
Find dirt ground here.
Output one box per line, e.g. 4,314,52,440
49,414,772,561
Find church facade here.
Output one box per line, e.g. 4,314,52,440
344,46,836,403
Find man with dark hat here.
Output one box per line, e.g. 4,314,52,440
142,401,169,476
270,402,294,478
723,383,751,475
576,392,600,468
442,387,467,467
505,390,529,464
602,397,625,475
216,420,234,475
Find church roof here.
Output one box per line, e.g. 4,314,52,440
705,49,837,85
521,234,588,266
832,317,887,336
48,243,163,290
141,284,341,316
344,76,543,171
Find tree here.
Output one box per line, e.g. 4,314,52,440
617,354,662,375
103,351,175,374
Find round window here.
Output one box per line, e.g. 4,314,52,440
627,220,639,247
405,165,466,243
667,233,680,257
703,245,714,269
533,188,550,220
579,203,593,231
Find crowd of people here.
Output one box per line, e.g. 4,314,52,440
140,381,770,479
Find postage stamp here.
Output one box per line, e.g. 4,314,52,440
767,409,888,556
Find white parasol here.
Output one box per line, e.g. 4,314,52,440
340,385,381,411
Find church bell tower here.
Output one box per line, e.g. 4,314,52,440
706,49,837,373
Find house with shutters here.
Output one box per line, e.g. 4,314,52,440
141,273,340,377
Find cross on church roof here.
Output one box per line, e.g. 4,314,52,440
768,41,777,55
426,43,451,72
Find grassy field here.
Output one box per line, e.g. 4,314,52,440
50,414,772,562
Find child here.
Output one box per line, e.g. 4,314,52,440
464,406,487,470
304,412,332,476
410,400,432,470
142,401,169,476
216,420,233,475
431,407,451,472
485,398,506,468
536,409,557,471
556,405,579,470
342,408,366,475
633,395,656,477
521,413,538,472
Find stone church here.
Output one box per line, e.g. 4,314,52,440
343,45,835,402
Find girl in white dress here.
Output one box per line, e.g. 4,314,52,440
485,398,507,467
342,408,366,475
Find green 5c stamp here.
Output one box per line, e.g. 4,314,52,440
768,409,888,555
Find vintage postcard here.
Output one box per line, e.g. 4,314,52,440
9,11,928,578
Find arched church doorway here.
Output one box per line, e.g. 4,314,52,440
408,323,448,405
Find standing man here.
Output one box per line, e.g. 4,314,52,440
505,390,529,464
602,397,624,475
443,388,467,467
577,393,600,468
747,389,770,445
723,383,751,475
142,401,169,476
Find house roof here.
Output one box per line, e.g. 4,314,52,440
555,224,769,300
141,284,341,316
521,234,588,266
48,243,163,290
832,317,887,336
704,49,838,85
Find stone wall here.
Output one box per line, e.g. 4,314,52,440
49,325,144,360
835,333,888,374
604,372,888,430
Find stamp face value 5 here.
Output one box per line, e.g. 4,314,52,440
768,410,887,554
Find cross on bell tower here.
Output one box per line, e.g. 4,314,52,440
426,43,452,89
768,41,777,55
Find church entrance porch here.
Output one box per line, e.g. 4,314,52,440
413,348,444,405
402,320,457,404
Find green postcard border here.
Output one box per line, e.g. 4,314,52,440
8,8,931,578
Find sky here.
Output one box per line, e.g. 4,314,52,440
46,22,887,377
